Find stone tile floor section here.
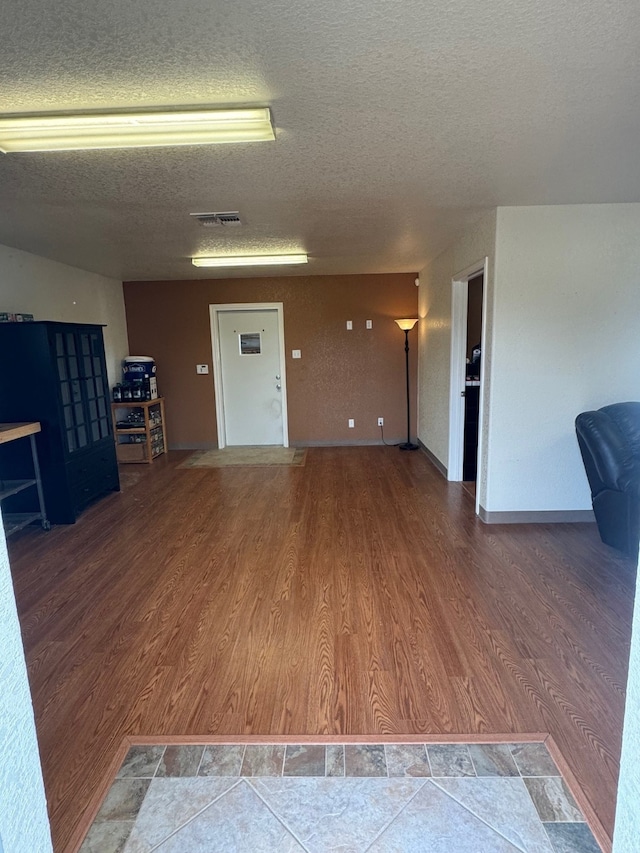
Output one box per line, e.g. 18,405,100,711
79,742,602,853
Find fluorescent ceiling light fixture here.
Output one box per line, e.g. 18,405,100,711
0,107,274,152
192,254,308,268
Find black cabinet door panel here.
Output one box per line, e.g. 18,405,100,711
0,321,119,524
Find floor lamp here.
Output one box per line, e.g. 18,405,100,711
395,318,419,451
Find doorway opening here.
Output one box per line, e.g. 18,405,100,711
463,272,484,486
209,303,289,449
447,259,488,514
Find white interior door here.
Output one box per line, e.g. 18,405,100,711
217,308,285,446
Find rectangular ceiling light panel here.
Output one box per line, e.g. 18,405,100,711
0,107,274,152
192,254,308,268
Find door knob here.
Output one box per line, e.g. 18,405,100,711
276,384,281,390
275,374,281,380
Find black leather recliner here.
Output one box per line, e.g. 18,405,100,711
575,402,640,558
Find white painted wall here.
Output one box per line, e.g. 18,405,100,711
0,523,53,852
418,204,640,514
613,567,640,851
487,204,640,512
0,242,128,386
417,210,496,506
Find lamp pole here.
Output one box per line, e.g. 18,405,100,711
395,318,419,451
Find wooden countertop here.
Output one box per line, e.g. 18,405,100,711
0,422,41,445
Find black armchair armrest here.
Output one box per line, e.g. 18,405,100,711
575,403,640,557
575,410,635,494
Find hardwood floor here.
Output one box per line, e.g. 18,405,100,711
7,447,636,852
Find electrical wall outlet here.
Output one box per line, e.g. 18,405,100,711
292,349,301,359
366,319,373,329
348,418,355,428
346,320,353,330
377,417,384,426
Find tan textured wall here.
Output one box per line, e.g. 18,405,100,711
123,273,418,448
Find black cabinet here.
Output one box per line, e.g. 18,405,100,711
0,322,119,523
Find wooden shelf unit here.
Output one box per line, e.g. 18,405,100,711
111,398,166,464
0,422,50,535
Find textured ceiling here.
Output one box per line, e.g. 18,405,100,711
1,0,639,280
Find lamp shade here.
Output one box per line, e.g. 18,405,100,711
395,318,419,331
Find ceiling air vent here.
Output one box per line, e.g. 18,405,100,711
190,211,243,227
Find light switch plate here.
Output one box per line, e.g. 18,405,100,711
292,349,301,359
196,364,209,374
346,320,353,330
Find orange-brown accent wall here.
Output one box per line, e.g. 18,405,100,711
123,273,418,448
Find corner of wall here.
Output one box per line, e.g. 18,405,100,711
0,526,53,851
0,242,128,388
612,555,640,853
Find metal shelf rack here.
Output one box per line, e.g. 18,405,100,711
0,422,50,535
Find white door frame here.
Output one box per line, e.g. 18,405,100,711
447,258,489,514
209,302,289,449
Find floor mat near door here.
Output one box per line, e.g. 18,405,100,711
179,447,307,468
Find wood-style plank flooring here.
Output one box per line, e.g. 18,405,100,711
7,447,636,852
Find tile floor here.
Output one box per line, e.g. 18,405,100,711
79,742,602,853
